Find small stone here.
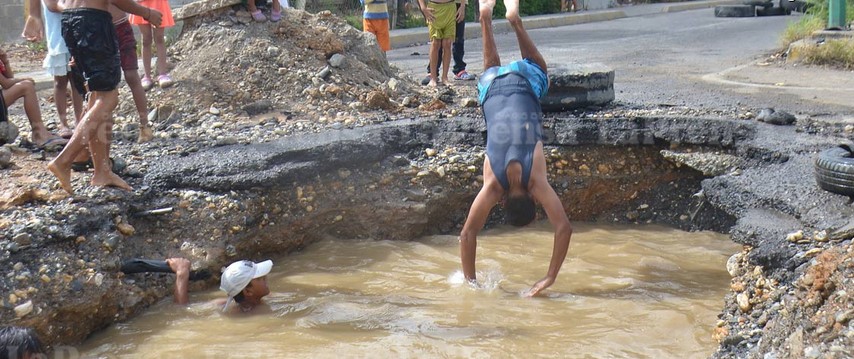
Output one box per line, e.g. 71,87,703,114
844,124,854,133
12,233,31,246
40,274,50,283
737,292,751,312
338,169,351,179
316,66,331,79
436,167,446,178
804,347,820,359
786,230,804,242
0,147,12,168
626,211,639,221
117,223,136,236
328,54,346,68
209,106,221,115
8,293,17,305
334,215,343,222
804,248,822,257
278,67,288,75
306,205,314,212
94,273,104,287
726,253,742,277
638,204,649,210
425,148,437,157
14,301,33,318
461,98,478,108
267,46,280,56
103,234,120,249
13,262,24,271
813,230,827,242
416,170,430,178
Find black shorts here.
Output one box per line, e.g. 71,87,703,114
0,90,8,122
61,8,121,93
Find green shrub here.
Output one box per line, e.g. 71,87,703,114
803,38,854,69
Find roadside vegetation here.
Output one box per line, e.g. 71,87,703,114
781,0,854,68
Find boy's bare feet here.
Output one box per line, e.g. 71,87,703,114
428,78,439,87
138,125,154,143
48,160,74,194
91,171,132,191
441,76,450,84
504,0,520,21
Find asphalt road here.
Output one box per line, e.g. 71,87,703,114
388,9,854,115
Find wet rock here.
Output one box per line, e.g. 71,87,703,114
461,98,478,108
0,121,20,145
756,108,796,125
727,252,743,277
102,234,120,250
0,146,12,168
243,100,273,116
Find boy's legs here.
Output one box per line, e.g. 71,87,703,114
49,90,129,193
116,19,153,142
1,81,63,147
53,75,72,135
480,0,500,70
428,39,441,87
452,14,468,76
505,0,546,73
139,24,154,82
441,38,452,83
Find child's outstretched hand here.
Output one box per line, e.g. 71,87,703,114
146,8,163,28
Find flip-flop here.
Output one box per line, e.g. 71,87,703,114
58,127,74,139
36,137,68,152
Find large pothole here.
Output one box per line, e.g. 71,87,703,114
2,115,852,357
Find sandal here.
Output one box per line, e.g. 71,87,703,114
36,137,68,152
157,74,174,89
141,76,154,91
251,10,267,22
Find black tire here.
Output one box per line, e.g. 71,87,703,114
715,5,756,17
757,6,790,16
815,145,854,197
780,0,809,13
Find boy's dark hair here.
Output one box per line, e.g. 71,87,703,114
233,280,254,304
0,326,45,359
505,193,536,227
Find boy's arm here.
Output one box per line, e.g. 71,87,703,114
111,0,163,27
166,258,191,305
456,0,466,23
22,0,43,42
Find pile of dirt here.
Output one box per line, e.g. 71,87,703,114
123,7,462,137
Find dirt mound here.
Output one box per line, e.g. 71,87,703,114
130,8,435,129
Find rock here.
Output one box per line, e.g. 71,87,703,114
0,121,20,145
386,78,400,93
316,66,331,79
328,53,346,68
461,98,478,108
425,148,437,157
737,292,751,312
12,233,32,246
267,46,281,56
541,63,614,112
660,150,742,176
243,100,273,116
117,223,136,236
756,108,796,125
401,96,419,108
14,300,33,318
216,137,239,146
0,146,12,168
365,90,392,110
727,253,743,277
173,0,241,20
786,230,804,242
209,106,221,115
103,234,120,249
844,124,854,133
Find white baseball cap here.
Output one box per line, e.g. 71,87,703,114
220,259,273,311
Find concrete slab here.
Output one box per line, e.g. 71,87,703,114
541,63,615,112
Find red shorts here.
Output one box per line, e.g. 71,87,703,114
115,19,138,71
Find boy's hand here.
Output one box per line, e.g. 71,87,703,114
146,8,163,28
422,6,435,23
456,4,466,22
22,16,43,42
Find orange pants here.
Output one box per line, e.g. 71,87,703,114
363,18,391,52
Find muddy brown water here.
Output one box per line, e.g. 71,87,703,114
78,223,739,358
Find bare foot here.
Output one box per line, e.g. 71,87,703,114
48,160,74,194
138,125,154,143
428,79,439,87
504,0,519,21
91,171,132,191
441,77,450,84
